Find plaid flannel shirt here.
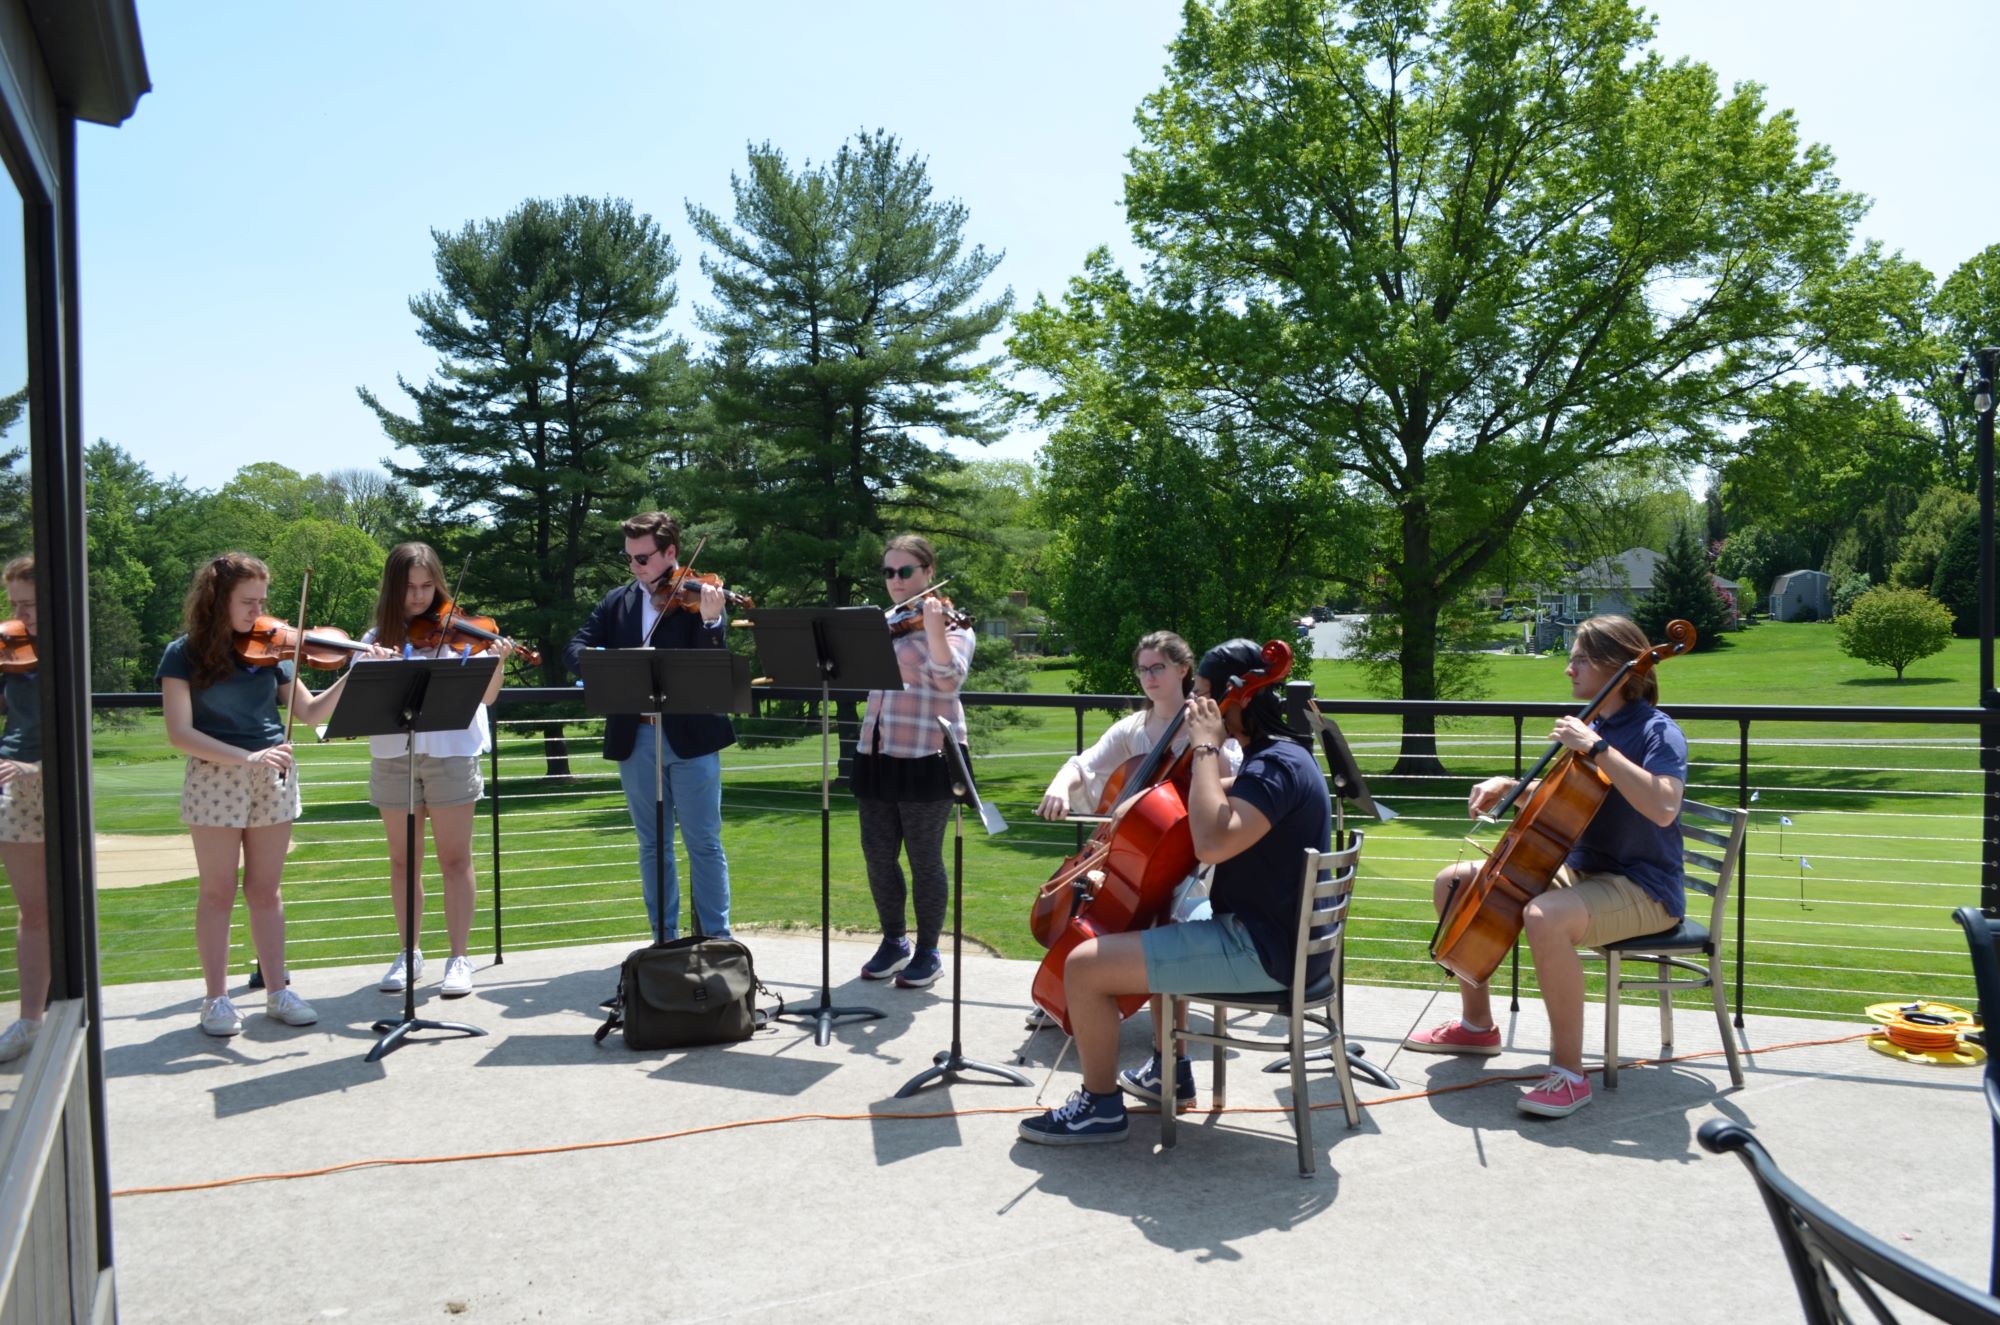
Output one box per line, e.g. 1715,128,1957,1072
858,626,975,758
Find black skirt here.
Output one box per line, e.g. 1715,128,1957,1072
848,746,970,804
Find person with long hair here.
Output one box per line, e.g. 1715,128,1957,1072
852,534,977,991
157,552,371,1037
1403,614,1689,1119
358,543,515,999
1018,639,1332,1146
0,558,45,1062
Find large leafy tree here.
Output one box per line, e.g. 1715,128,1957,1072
686,131,1012,613
361,196,693,678
1636,523,1727,649
1017,0,1868,774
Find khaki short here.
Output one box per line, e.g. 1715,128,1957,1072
369,753,483,811
1552,865,1677,947
180,756,301,830
0,770,42,844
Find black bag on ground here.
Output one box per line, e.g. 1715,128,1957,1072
595,935,778,1050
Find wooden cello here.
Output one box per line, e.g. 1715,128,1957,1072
1428,619,1695,986
1029,639,1292,1034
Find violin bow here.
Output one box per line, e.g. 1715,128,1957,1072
431,553,474,659
890,575,953,615
279,566,313,787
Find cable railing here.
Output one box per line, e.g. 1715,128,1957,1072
67,686,1994,1026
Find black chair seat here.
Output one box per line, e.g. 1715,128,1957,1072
1601,919,1710,953
1191,972,1335,1010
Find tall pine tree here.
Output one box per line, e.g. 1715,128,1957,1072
1636,524,1728,649
360,196,695,678
686,131,1012,610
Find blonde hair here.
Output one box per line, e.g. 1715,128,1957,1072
1573,615,1658,706
2,556,31,584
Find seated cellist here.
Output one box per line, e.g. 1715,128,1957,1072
1018,639,1332,1147
1404,614,1689,1119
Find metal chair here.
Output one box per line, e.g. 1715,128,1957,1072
1591,798,1746,1088
1158,838,1362,1178
1952,906,2000,1298
1700,1119,2000,1324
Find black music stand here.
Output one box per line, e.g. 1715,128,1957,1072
1266,707,1399,1090
578,648,751,949
896,718,1032,1097
750,607,901,1046
328,655,498,1063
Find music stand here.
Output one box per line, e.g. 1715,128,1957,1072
896,718,1032,1097
1266,705,1399,1090
327,655,499,1063
577,648,751,947
750,607,902,1046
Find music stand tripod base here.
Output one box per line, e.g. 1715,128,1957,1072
1263,1043,1397,1091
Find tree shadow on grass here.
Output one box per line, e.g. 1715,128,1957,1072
1837,675,1956,688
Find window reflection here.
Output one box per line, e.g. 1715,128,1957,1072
0,183,36,1100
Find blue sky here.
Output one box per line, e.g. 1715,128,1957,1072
76,1,2000,492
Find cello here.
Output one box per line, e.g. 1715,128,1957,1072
1428,619,1695,986
1029,639,1292,1034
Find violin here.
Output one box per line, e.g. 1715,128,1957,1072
232,616,374,671
0,621,34,675
1428,619,1695,986
407,599,543,666
651,568,755,616
1030,639,1293,1034
884,592,973,637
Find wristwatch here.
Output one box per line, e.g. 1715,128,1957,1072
1588,736,1609,759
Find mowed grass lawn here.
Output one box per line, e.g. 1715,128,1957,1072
73,622,1987,1024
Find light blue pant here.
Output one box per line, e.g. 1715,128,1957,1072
616,723,730,939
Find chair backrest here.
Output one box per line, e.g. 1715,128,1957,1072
1700,1118,2000,1324
1289,834,1362,991
1950,906,2000,1298
1680,798,1747,936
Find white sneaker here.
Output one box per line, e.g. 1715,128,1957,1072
265,988,318,1027
0,1018,39,1063
1024,1005,1056,1031
379,949,425,993
200,995,243,1037
439,955,475,999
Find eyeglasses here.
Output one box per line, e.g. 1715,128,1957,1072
627,550,665,568
1135,663,1172,680
882,565,923,581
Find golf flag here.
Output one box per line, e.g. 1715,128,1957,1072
1780,815,1792,826
1751,790,1760,803
1800,857,1812,870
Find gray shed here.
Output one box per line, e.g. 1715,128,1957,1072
1770,569,1832,622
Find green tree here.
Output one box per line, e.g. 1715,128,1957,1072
1016,0,1866,774
1835,585,1953,680
1922,244,2000,485
1891,485,1977,591
1930,511,1984,638
0,386,29,562
1636,525,1728,649
323,468,423,547
264,520,388,639
1715,522,1812,610
362,196,691,680
687,131,1012,613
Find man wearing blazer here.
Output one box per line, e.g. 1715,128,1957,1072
564,511,735,938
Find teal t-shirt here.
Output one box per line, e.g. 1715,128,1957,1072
156,637,293,753
0,671,38,762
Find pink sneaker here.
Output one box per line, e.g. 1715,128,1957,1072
1402,1020,1502,1056
1518,1069,1592,1118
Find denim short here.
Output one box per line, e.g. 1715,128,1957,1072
1141,913,1284,995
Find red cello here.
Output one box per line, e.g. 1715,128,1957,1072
1030,639,1292,1034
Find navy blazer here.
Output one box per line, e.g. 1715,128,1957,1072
563,582,738,764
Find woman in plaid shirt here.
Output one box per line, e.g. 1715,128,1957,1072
851,535,977,990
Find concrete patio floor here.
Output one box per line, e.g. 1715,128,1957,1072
94,932,1992,1323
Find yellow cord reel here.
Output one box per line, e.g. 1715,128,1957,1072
1864,1000,1985,1067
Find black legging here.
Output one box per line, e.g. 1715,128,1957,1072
857,797,951,951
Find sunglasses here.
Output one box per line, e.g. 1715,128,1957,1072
627,550,667,568
882,565,924,581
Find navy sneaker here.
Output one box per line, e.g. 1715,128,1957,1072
860,935,913,980
895,947,943,988
1118,1053,1196,1113
1018,1089,1130,1146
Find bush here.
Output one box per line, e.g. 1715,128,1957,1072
1834,586,1954,681
1831,571,1872,617
1930,511,1982,638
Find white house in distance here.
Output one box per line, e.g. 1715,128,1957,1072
1542,546,1740,626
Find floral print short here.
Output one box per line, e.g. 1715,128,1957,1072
179,756,301,829
0,770,42,844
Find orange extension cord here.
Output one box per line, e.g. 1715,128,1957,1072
110,1030,1872,1199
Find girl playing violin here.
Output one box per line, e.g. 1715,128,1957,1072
0,558,45,1063
157,552,373,1037
853,534,976,990
356,543,514,999
1403,614,1688,1119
